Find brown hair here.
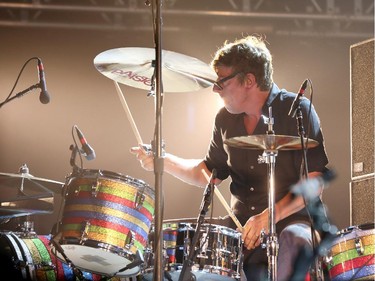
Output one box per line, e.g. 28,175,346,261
211,35,273,91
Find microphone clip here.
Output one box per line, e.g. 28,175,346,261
199,169,217,217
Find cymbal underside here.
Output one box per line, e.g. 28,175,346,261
224,134,319,150
0,172,63,218
94,47,217,93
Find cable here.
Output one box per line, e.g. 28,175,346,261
3,57,39,102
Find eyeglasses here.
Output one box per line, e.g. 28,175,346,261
213,71,242,90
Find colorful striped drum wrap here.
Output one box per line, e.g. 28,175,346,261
61,171,155,256
3,233,123,281
22,236,56,281
327,225,375,281
163,223,179,264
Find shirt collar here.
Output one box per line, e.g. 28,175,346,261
263,83,280,111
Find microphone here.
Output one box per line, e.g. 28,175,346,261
37,58,50,104
75,126,96,160
200,169,217,215
291,169,335,201
288,79,308,118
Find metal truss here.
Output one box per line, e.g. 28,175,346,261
0,0,373,39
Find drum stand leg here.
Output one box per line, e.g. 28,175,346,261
49,237,85,281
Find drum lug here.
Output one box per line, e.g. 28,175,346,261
35,261,55,272
80,221,90,242
124,230,136,250
134,191,145,210
91,179,99,197
355,237,364,255
324,254,333,267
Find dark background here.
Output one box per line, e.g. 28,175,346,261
0,0,373,235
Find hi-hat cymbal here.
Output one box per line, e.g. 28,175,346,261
94,47,217,93
0,172,62,218
0,172,64,194
0,197,54,219
224,135,319,151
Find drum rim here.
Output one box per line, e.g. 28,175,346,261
64,168,155,198
66,169,152,188
59,237,138,259
338,222,375,235
56,240,141,277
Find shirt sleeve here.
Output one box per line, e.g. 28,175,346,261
204,109,231,181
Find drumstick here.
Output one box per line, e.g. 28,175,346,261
201,169,243,232
113,81,143,144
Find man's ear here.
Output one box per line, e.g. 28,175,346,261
244,72,256,88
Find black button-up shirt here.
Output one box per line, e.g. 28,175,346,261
204,83,329,227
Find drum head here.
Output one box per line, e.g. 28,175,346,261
56,244,140,277
142,270,238,281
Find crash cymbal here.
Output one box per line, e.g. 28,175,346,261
94,47,217,93
224,134,319,151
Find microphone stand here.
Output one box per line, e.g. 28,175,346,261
0,83,39,108
178,172,216,281
69,144,81,173
293,102,326,281
289,172,338,281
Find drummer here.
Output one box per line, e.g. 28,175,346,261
131,35,329,280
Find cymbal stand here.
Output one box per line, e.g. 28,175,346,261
151,0,165,280
258,107,278,281
259,149,279,281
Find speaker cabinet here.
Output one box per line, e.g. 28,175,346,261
350,176,375,226
350,38,375,178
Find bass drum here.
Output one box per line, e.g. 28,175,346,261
324,223,375,281
0,231,138,281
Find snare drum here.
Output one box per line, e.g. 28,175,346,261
0,232,128,280
325,223,375,281
143,220,242,280
55,169,155,277
196,224,243,279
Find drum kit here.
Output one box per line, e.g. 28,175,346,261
1,45,374,281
